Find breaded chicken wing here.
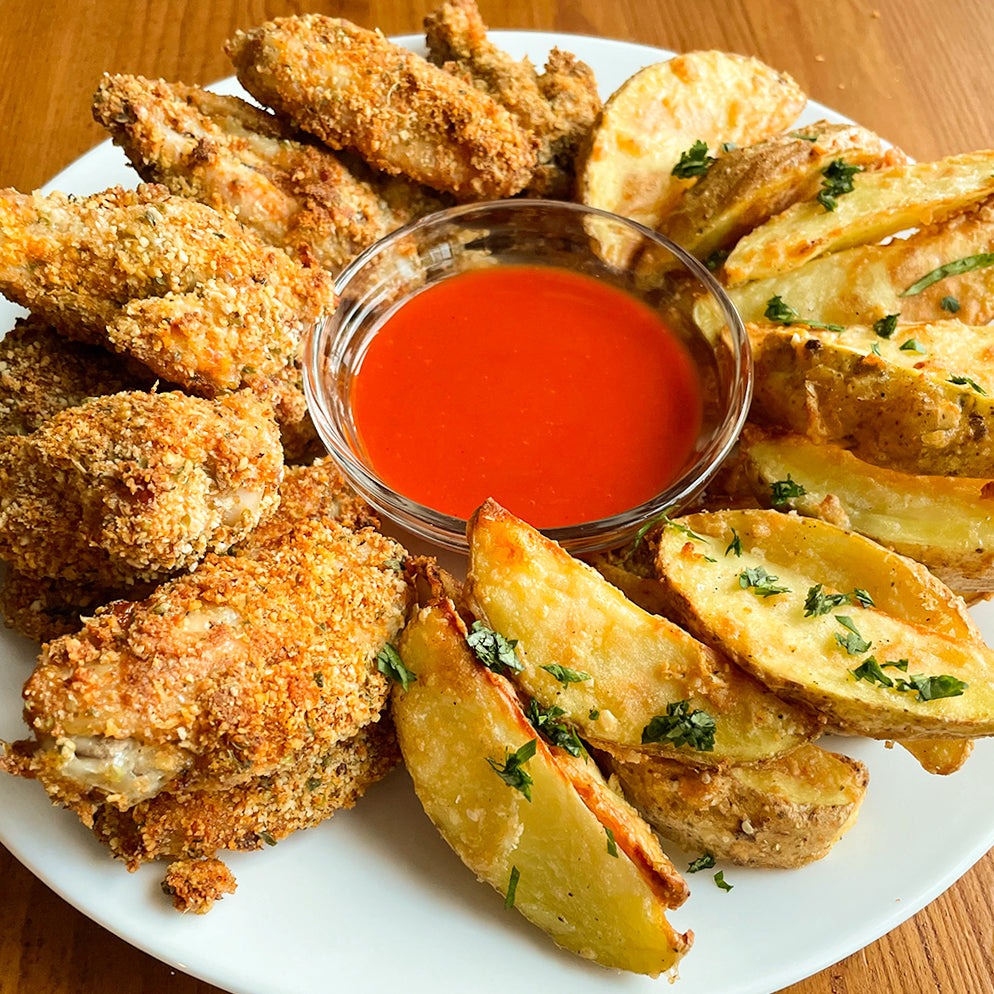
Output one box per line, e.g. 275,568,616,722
423,0,600,197
0,389,283,583
225,14,536,201
92,75,449,273
1,519,410,824
0,315,161,437
0,184,335,419
93,718,399,868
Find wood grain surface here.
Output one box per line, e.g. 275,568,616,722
2,2,994,994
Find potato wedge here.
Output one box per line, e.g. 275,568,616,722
394,598,692,977
695,193,994,334
725,150,994,283
593,544,976,776
747,320,994,477
652,509,994,739
647,121,897,272
739,426,994,591
577,51,805,266
466,500,822,765
597,741,868,868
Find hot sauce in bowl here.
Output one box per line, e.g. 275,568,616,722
303,199,751,554
350,265,702,528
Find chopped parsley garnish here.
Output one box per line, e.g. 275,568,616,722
542,663,591,686
687,853,716,873
738,566,790,598
258,831,277,847
642,700,717,751
817,159,864,211
589,708,601,720
765,294,798,324
770,474,807,506
804,584,875,617
851,657,967,701
662,513,708,543
764,295,844,332
705,248,730,271
605,826,619,858
870,342,883,357
791,132,819,142
949,374,988,395
376,645,417,691
900,252,994,296
872,313,899,338
899,338,926,354
720,141,738,153
313,671,325,688
526,699,584,758
487,739,538,800
834,616,872,655
466,621,523,673
504,865,520,909
714,870,734,892
941,295,961,313
725,528,743,557
672,139,715,178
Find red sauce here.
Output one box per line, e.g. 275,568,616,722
349,265,703,528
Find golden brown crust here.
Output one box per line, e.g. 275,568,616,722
94,719,399,867
0,316,160,437
92,74,449,273
161,857,237,913
6,519,410,821
0,389,284,583
0,184,336,408
226,14,536,201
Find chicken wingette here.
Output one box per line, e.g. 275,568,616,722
225,14,536,201
0,183,335,424
0,518,412,824
0,389,284,583
92,74,449,273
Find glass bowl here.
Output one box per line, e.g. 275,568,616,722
302,199,751,556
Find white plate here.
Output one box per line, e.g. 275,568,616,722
2,31,993,994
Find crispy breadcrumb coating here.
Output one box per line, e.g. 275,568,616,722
0,389,283,582
92,75,449,273
0,570,160,644
423,0,600,198
94,719,399,868
2,519,411,823
0,184,335,416
161,857,236,913
0,316,160,437
226,14,536,201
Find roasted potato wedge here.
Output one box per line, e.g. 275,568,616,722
696,193,994,333
652,509,994,739
466,500,822,765
646,121,897,273
739,426,994,592
577,51,805,266
394,598,692,977
725,150,994,283
747,320,994,477
597,741,868,868
593,546,976,776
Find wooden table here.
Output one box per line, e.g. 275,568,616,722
2,2,994,992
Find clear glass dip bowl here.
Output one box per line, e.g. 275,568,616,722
303,199,751,555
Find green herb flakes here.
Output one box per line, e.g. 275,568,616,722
949,374,988,395
725,529,743,557
834,616,872,655
941,295,961,313
642,700,717,751
687,853,716,873
605,826,619,858
505,865,520,909
376,645,417,692
487,739,538,800
872,313,899,338
526,700,584,758
901,252,994,296
817,159,864,211
466,621,523,673
770,474,807,506
542,663,591,686
672,139,715,178
738,566,790,598
714,870,734,892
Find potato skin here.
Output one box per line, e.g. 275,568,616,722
393,599,692,977
596,742,868,869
